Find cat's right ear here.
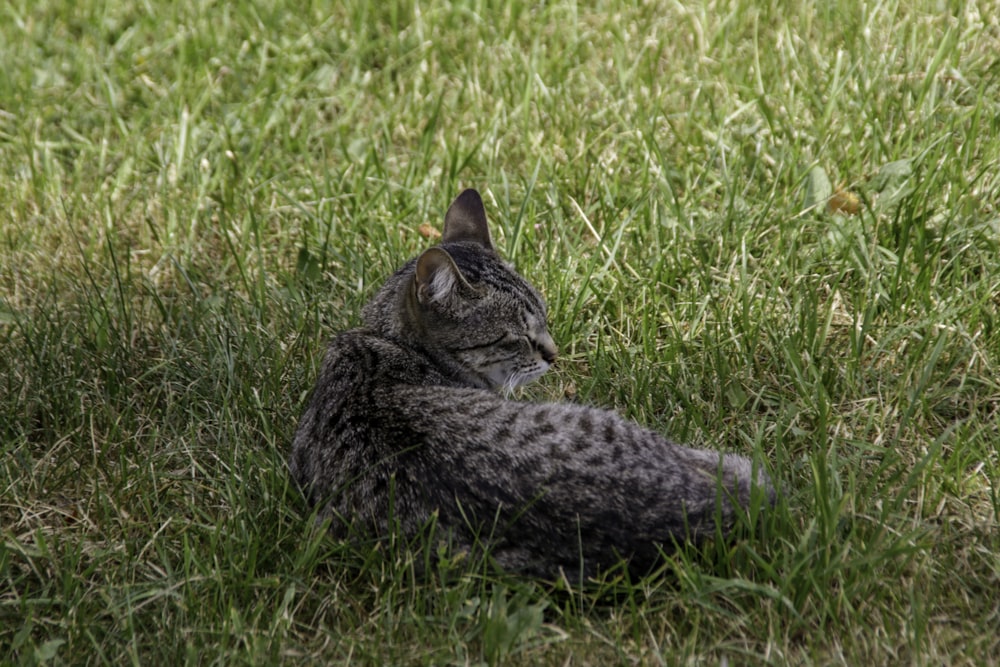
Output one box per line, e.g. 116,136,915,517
442,189,494,251
414,247,470,305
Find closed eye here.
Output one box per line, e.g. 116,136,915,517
453,335,508,352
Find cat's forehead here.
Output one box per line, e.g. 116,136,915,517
429,241,548,317
443,244,526,284
437,243,494,280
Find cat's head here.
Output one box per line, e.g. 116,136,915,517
363,189,557,391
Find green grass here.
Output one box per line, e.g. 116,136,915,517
2,0,999,663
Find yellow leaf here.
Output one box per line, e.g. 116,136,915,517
418,223,441,239
828,186,860,215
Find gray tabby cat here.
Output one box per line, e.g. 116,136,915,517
290,189,774,579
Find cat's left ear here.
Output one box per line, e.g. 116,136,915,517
414,247,472,305
442,189,494,251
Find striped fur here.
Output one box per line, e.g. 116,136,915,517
290,189,774,579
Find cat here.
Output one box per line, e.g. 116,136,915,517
290,189,775,579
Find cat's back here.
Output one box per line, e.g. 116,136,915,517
292,324,457,426
289,328,449,500
316,327,444,391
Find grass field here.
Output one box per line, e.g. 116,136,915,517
2,0,999,664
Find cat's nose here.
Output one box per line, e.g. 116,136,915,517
537,332,558,365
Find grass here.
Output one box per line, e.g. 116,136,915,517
2,0,999,663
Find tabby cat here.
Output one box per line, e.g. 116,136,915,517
290,189,774,579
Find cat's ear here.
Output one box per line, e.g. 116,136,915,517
414,247,470,305
442,189,494,251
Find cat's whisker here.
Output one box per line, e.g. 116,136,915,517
501,371,520,397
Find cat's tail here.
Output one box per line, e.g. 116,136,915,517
687,449,776,539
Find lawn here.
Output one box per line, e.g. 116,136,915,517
2,0,999,664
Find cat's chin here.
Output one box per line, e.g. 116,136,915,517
485,365,550,392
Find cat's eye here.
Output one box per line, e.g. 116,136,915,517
492,334,529,352
454,335,507,352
